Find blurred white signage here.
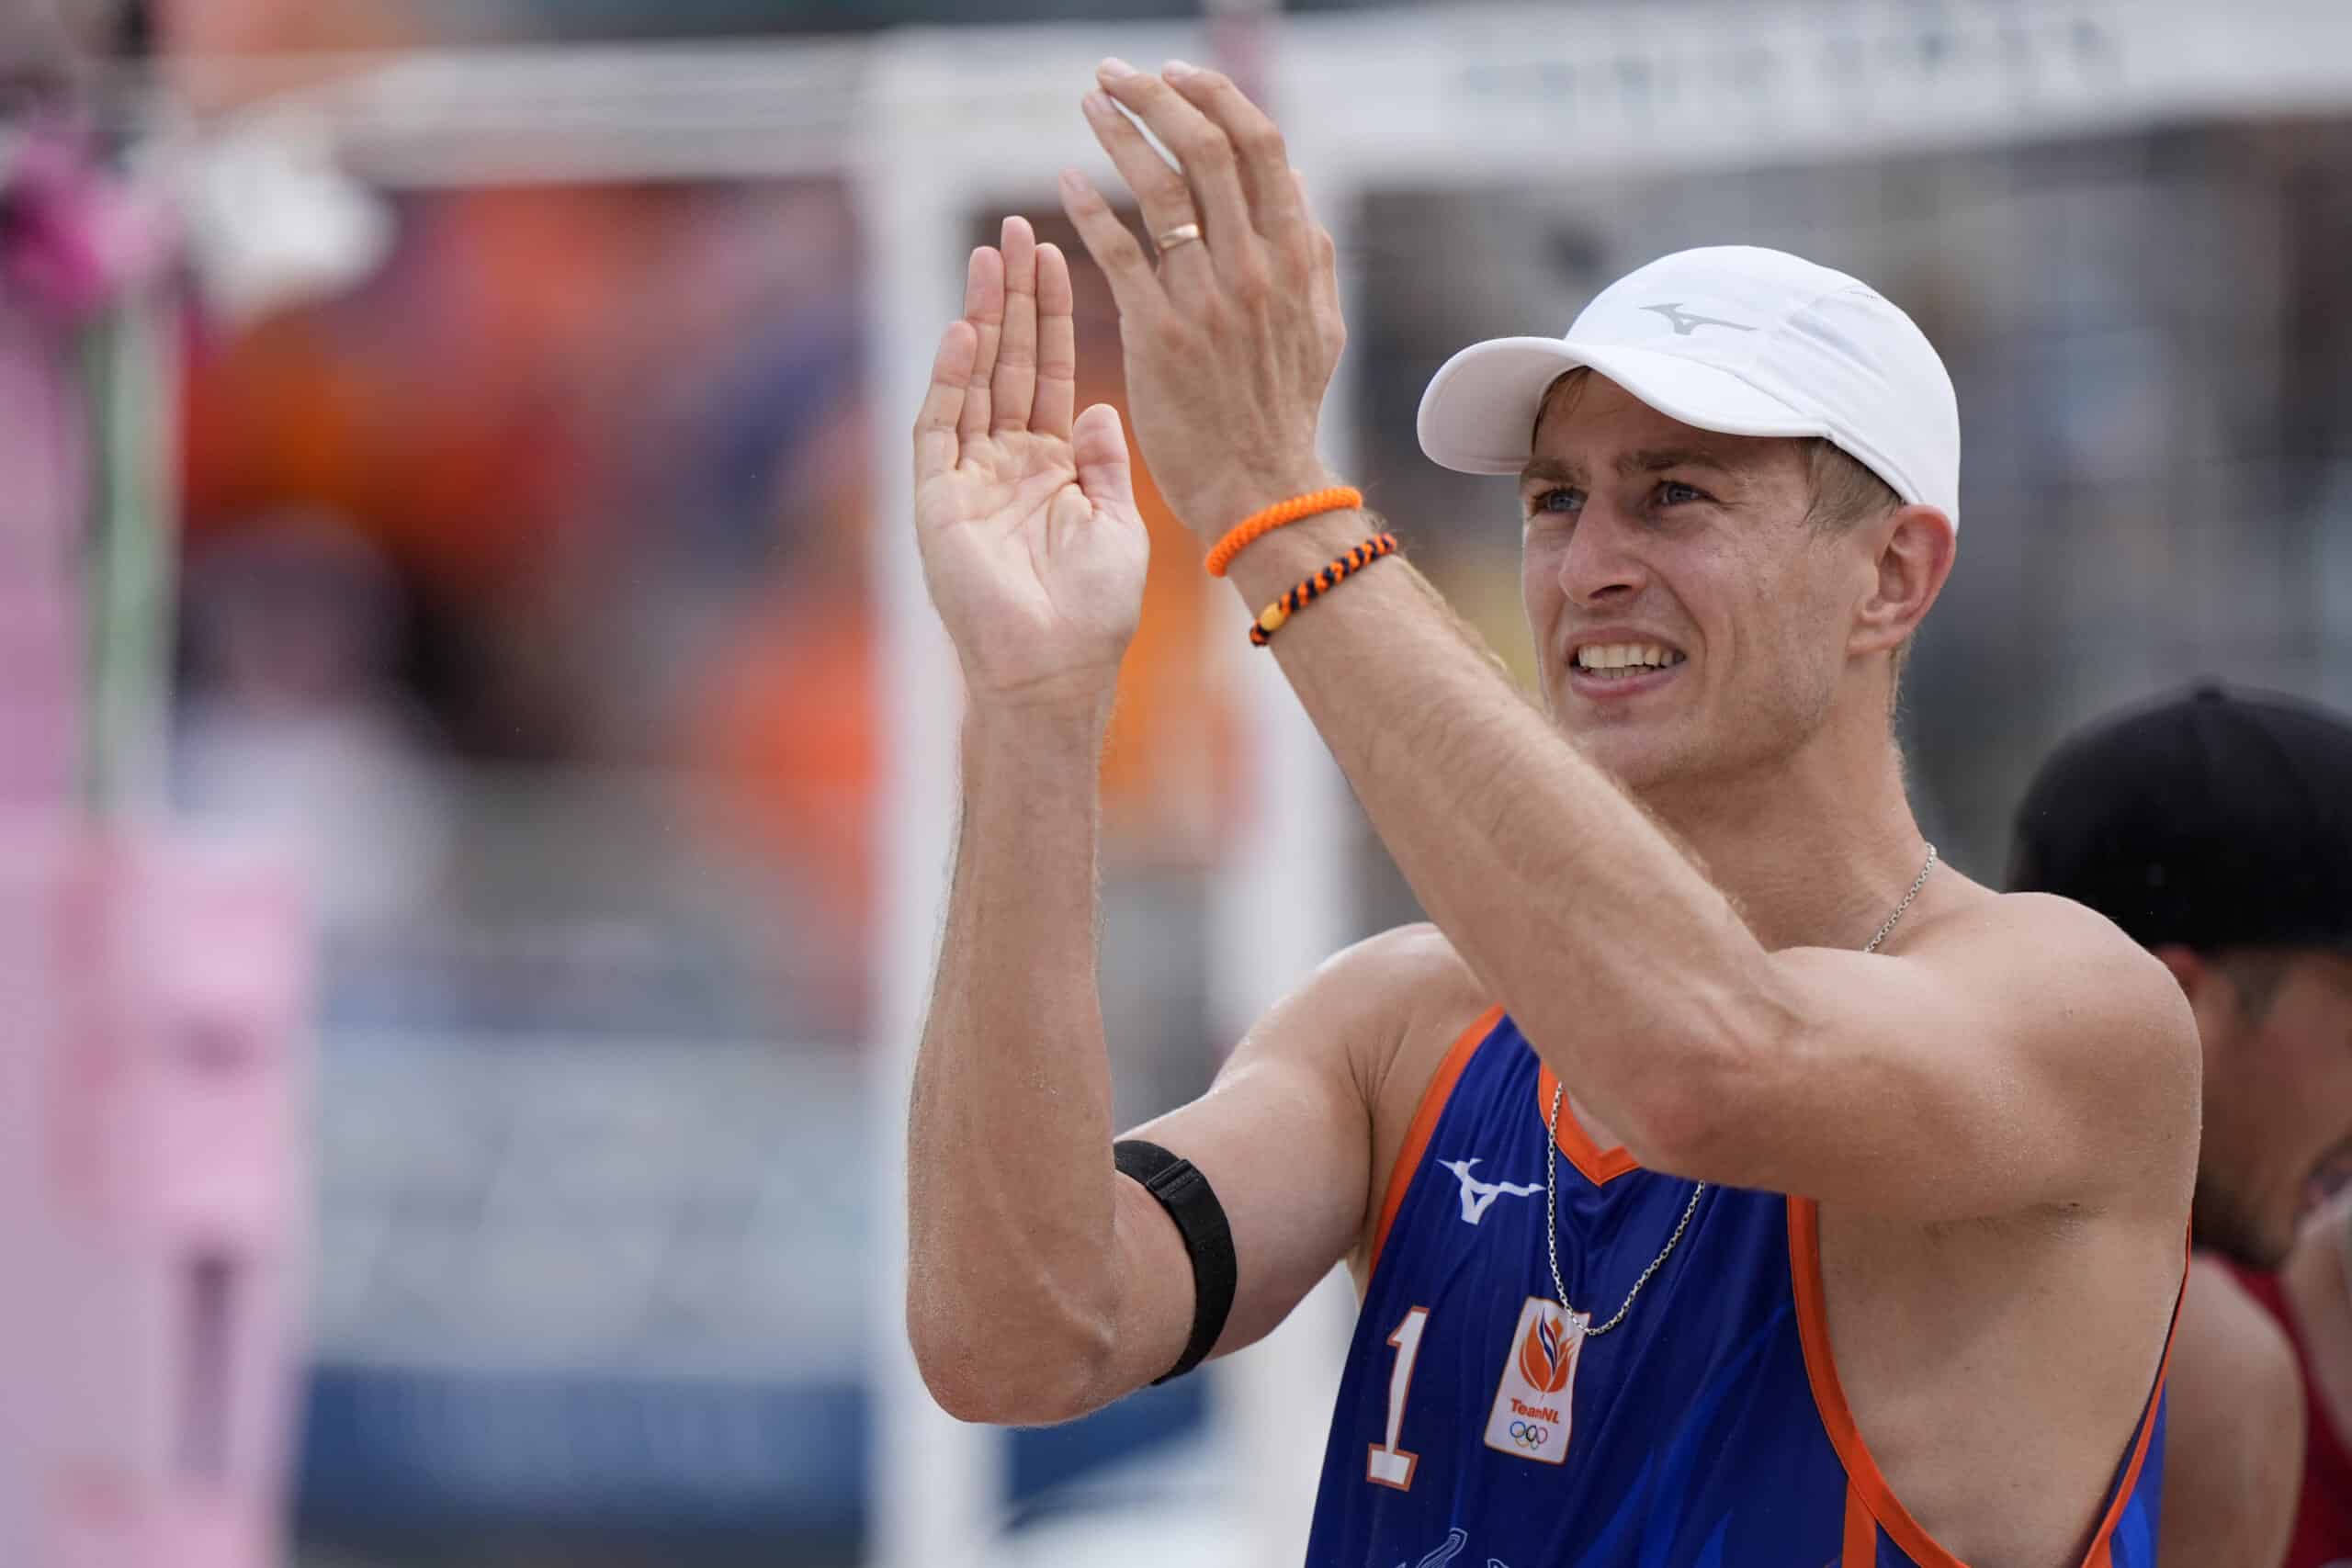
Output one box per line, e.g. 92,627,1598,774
311,1035,864,1381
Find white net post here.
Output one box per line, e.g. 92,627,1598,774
860,70,1005,1568
1203,162,1364,1568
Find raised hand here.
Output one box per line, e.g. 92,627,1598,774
913,216,1151,710
1059,59,1347,540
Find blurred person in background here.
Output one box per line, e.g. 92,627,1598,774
905,62,2194,1567
2011,683,2352,1568
175,512,452,934
2272,1188,2352,1567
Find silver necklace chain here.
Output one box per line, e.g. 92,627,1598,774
1544,843,1939,1339
1865,842,1940,958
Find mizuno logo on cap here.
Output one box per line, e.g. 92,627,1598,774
1641,302,1755,337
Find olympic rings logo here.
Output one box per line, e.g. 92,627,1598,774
1508,1420,1550,1449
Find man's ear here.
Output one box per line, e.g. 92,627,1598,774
1849,503,1955,658
2154,944,2240,1053
2152,943,2208,998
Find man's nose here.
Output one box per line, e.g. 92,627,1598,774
1557,507,1648,606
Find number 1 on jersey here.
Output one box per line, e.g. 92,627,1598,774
1366,1305,1429,1490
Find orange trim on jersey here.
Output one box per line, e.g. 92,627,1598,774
1842,1483,1878,1567
1788,1197,2186,1568
1367,1005,1502,1277
1532,1064,1642,1186
1787,1196,1968,1568
2074,1233,2187,1564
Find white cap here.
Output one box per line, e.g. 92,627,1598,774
1415,245,1961,525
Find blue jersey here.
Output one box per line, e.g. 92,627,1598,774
1305,1008,2176,1568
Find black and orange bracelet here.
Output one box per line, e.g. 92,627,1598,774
1249,533,1399,647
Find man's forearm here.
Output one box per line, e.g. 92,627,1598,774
1223,510,1779,1151
907,697,1123,1416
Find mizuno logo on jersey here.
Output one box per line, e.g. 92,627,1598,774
1439,1157,1540,1224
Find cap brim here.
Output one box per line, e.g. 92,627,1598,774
1417,337,1826,475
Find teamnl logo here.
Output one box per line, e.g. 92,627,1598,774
1482,1296,1587,1465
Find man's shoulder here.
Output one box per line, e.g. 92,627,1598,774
1302,923,1486,1026
2181,1256,2303,1404
2173,1257,2304,1489
1917,887,2200,1066
1286,923,1490,1123
1899,886,2201,1205
2161,1256,2307,1564
1918,886,2167,973
1305,927,1505,1277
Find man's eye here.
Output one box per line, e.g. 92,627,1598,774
1657,480,1705,506
1528,487,1581,516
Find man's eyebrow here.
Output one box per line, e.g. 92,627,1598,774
1618,446,1735,478
1520,447,1739,487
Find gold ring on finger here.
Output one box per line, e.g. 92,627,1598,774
1155,220,1204,253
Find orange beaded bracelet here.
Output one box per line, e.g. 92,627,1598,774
1249,534,1399,647
1204,485,1363,577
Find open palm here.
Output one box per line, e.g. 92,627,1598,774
912,218,1150,707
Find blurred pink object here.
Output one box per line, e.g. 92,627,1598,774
0,117,164,812
0,825,313,1568
0,118,168,811
1,120,169,323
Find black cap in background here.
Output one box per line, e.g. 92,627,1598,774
2008,682,2352,954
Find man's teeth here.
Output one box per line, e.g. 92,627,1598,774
1574,643,1684,673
